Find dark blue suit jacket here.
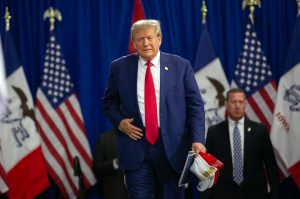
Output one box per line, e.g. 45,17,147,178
103,52,205,173
204,119,280,199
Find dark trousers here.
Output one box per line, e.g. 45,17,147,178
124,136,184,199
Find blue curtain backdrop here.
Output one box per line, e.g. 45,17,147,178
0,0,299,198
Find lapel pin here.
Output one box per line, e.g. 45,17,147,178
247,127,251,133
164,66,168,70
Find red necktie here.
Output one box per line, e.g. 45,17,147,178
145,61,158,145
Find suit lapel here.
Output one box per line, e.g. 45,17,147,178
159,52,171,111
224,121,233,165
243,119,251,162
127,54,142,120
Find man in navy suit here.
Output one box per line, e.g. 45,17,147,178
202,88,280,199
103,19,206,199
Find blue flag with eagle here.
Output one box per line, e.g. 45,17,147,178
194,24,229,135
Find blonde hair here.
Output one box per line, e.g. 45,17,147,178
130,19,162,42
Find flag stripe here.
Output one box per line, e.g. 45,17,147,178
65,95,85,132
254,90,273,121
258,87,274,113
36,98,74,167
57,103,94,185
245,105,259,123
67,95,92,151
56,106,91,164
35,102,76,187
40,135,76,198
252,89,274,124
270,80,278,92
61,98,92,159
265,81,277,105
35,96,78,191
36,97,78,195
247,96,270,128
36,115,78,199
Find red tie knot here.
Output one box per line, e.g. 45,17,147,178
146,61,153,68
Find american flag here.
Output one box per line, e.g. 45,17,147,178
232,20,277,132
35,31,96,198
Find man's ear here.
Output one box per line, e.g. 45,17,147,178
158,37,162,46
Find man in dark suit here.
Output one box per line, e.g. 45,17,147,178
103,19,206,199
203,88,280,199
92,128,129,199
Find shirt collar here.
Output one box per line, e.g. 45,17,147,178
140,51,160,68
228,117,245,125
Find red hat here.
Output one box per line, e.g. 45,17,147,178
190,152,224,191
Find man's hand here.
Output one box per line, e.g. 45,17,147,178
118,118,143,140
191,142,206,155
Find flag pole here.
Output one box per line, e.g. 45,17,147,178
242,0,261,24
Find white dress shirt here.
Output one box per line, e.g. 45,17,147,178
137,51,161,127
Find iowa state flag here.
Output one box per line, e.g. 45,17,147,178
0,31,49,198
194,24,229,133
270,16,300,188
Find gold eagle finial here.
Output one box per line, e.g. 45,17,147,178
297,0,300,17
4,7,11,32
43,7,62,31
242,0,261,24
201,0,208,25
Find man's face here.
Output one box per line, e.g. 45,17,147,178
225,92,246,121
133,27,161,61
